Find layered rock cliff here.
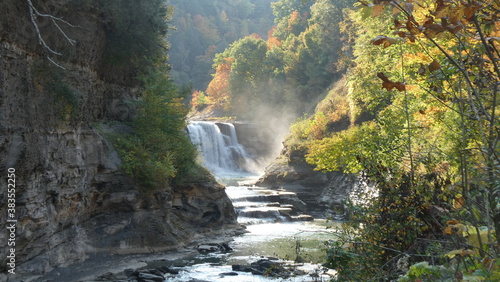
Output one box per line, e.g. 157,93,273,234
0,0,237,277
256,144,357,216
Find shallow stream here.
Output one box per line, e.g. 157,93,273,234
177,122,339,281
162,174,339,281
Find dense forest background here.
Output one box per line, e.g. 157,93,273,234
187,0,355,122
182,0,499,280
17,0,496,280
168,0,276,91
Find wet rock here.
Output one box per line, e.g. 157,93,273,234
251,268,264,275
221,243,233,252
233,225,249,235
232,264,253,272
197,242,232,253
232,258,298,278
147,268,165,276
256,144,358,215
94,271,129,281
239,208,287,219
124,268,135,277
159,266,179,275
219,271,239,277
137,272,164,282
251,258,281,270
294,269,307,276
279,194,307,212
291,214,314,221
277,207,293,216
95,272,116,281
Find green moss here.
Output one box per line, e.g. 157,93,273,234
32,61,81,122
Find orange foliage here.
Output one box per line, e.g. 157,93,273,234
287,11,302,33
288,11,300,25
190,90,211,110
267,27,282,49
206,58,234,110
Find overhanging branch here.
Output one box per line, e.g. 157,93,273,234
27,0,77,69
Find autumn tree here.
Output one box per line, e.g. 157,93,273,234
196,0,355,119
271,0,312,39
206,57,233,111
307,0,499,279
168,0,276,90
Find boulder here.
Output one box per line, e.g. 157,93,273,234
219,271,239,277
197,242,232,253
291,214,314,221
137,272,164,282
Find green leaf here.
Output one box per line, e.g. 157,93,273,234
361,6,373,20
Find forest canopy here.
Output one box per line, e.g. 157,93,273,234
190,0,355,121
305,0,499,280
190,0,500,280
168,0,276,90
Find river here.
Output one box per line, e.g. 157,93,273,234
172,122,339,281
160,174,338,281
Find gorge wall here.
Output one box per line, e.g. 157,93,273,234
0,0,237,277
255,138,357,216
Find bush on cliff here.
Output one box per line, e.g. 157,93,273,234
116,69,201,193
89,0,209,193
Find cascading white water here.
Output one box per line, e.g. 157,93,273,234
187,121,256,176
173,121,336,281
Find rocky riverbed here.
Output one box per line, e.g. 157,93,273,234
16,220,339,282
7,224,246,282
10,182,341,282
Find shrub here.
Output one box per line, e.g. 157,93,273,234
116,70,198,194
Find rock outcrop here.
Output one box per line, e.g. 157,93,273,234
256,147,357,217
0,0,237,277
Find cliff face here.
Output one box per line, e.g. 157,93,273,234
0,0,237,276
256,146,357,215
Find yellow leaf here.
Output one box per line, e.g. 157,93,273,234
446,249,464,258
371,5,385,17
449,6,464,24
371,35,400,48
446,249,478,258
444,226,454,235
453,195,464,209
466,227,496,249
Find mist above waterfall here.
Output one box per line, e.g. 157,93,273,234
187,121,264,177
251,104,299,161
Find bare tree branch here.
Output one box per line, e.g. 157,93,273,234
26,0,77,69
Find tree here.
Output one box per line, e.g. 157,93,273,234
227,35,270,88
195,0,355,120
271,0,312,39
206,57,233,111
168,0,276,90
306,0,499,279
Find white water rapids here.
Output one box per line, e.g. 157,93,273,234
177,121,338,281
187,121,260,176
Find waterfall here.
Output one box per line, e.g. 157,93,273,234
187,121,256,176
